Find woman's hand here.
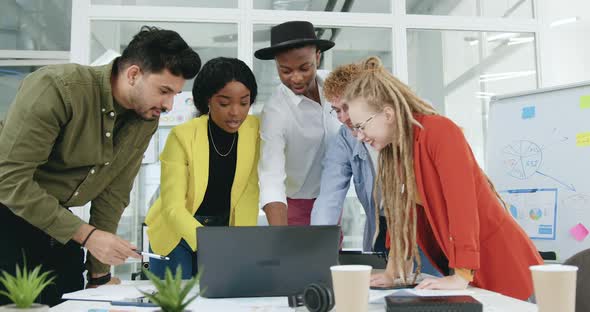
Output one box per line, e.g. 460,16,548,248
371,259,416,287
415,274,469,290
370,271,395,288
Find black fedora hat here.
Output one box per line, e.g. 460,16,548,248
254,21,335,60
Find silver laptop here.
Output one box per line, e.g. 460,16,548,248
197,226,340,298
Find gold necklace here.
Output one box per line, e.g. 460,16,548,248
208,120,236,157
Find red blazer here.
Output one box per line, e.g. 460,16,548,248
409,115,541,300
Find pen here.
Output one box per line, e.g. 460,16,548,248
111,300,158,307
135,251,170,261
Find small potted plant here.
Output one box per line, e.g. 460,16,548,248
0,263,55,311
141,266,201,312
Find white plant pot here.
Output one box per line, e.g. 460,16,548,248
0,304,49,312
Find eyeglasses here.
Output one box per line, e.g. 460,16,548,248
329,107,347,116
352,112,380,132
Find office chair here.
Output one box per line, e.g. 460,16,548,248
132,188,160,280
564,248,590,312
338,250,387,269
131,222,150,281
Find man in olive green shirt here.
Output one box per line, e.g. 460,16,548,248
0,26,201,306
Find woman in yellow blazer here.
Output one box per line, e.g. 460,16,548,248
145,57,260,279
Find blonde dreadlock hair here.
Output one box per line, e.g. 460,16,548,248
343,56,437,284
344,57,509,284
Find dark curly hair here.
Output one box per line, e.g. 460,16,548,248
192,57,258,115
118,25,201,79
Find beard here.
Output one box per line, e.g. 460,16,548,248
130,89,161,121
139,114,157,121
137,108,160,121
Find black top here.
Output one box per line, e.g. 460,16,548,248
195,118,238,221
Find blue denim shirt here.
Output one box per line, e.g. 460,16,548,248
310,125,377,251
310,125,442,277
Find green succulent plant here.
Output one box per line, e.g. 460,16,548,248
0,263,55,308
141,266,201,312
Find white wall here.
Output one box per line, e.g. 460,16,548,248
407,0,540,166
540,0,590,87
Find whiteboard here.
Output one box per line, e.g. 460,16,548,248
486,81,590,262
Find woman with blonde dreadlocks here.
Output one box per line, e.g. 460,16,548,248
343,56,542,300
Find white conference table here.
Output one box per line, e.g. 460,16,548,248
51,281,538,312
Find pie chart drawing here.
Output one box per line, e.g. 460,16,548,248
502,141,543,180
562,194,590,211
529,208,543,221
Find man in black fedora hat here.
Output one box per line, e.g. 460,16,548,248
256,21,341,226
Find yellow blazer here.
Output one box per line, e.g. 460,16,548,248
145,115,260,255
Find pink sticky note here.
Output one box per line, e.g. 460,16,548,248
570,223,589,242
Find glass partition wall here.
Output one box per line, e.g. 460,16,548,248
0,0,72,120
63,0,540,278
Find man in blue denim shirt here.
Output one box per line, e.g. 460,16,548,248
310,63,440,277
310,115,378,252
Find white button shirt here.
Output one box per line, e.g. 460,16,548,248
258,70,341,208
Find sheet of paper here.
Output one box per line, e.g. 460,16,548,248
62,284,157,301
187,296,292,311
501,188,558,240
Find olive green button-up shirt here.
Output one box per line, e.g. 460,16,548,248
0,60,158,273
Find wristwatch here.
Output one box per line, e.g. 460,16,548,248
87,272,111,286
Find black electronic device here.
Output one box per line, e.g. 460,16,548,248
197,226,340,298
370,283,418,290
385,295,483,312
288,283,334,312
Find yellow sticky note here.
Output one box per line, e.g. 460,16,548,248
576,132,590,147
581,95,590,109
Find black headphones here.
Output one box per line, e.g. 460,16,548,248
288,283,334,312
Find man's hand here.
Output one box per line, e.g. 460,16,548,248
415,274,469,290
85,275,121,289
263,202,288,225
74,224,140,265
84,230,141,265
